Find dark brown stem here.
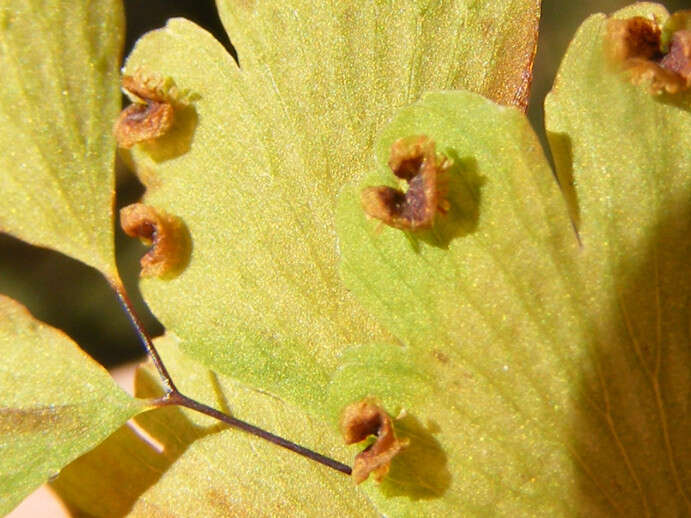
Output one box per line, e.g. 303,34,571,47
109,278,351,476
111,279,178,393
158,392,352,475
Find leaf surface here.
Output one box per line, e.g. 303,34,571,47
0,296,144,515
122,0,540,408
332,4,690,514
0,0,123,278
53,335,378,518
216,0,541,110
335,90,584,516
544,3,691,514
52,420,175,518
131,337,380,518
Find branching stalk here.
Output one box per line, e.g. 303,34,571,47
110,278,351,476
112,280,178,393
157,392,352,475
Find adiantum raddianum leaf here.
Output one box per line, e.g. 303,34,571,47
335,90,583,516
0,0,123,278
0,296,145,516
121,0,540,410
332,3,690,517
544,3,691,515
53,334,379,518
47,1,689,516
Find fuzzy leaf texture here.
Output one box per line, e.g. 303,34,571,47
36,0,691,516
336,89,583,516
333,4,690,517
0,0,123,278
543,3,691,515
0,296,144,515
54,334,379,518
121,0,540,411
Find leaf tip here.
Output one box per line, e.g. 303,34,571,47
340,398,409,485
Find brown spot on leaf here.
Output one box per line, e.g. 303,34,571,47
605,14,691,94
433,350,449,364
115,102,174,149
0,406,77,434
606,16,661,62
361,136,451,231
340,398,409,484
120,203,190,279
114,74,180,148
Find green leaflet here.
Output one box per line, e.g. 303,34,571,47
0,296,145,516
55,334,379,518
216,0,540,111
545,3,691,515
121,0,541,409
335,90,584,516
0,0,123,278
332,3,690,514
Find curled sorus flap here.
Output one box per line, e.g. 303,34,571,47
340,398,409,484
361,135,451,231
605,10,691,94
120,203,190,279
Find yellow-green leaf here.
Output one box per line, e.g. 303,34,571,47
0,296,145,516
334,5,690,510
52,420,177,518
0,0,123,278
216,0,541,110
545,3,691,514
335,90,584,516
56,335,378,518
122,0,540,408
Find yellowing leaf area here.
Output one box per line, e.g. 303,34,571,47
1,1,689,516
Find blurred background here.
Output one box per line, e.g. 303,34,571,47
0,0,688,367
